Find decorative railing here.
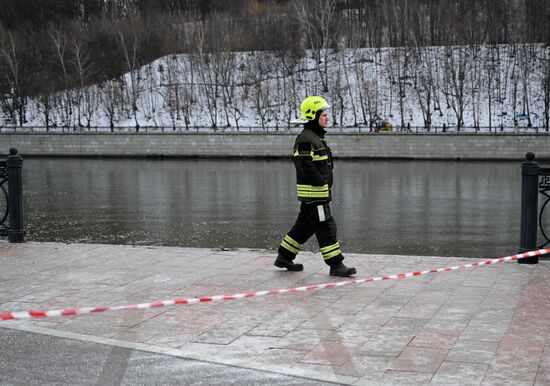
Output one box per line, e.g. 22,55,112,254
0,148,24,242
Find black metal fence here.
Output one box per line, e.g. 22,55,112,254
0,125,548,134
0,148,25,243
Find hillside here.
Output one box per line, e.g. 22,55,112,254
14,43,549,132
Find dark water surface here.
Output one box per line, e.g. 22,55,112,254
24,158,521,258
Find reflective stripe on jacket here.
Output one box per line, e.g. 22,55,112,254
293,127,333,203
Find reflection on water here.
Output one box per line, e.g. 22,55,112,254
24,158,520,258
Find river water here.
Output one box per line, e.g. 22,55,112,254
23,158,522,258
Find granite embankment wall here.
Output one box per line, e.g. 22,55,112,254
0,132,548,160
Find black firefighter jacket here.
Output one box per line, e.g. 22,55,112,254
293,126,334,204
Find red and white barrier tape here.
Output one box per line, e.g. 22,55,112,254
0,248,547,321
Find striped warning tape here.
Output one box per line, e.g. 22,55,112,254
0,248,547,321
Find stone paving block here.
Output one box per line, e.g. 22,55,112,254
13,289,81,304
378,370,433,385
262,304,323,322
364,294,415,316
462,267,502,288
483,351,540,385
446,339,499,364
383,317,428,333
53,317,129,338
388,347,448,373
324,313,387,345
498,332,546,356
423,311,472,331
359,330,417,357
479,293,521,310
246,318,305,338
397,301,444,320
273,328,333,351
219,335,306,367
448,285,491,297
490,282,530,296
409,327,461,350
336,354,392,379
299,340,362,366
385,278,432,297
344,286,385,302
459,322,509,343
460,308,515,343
431,361,488,386
325,296,367,315
67,309,164,329
193,325,254,345
300,311,355,330
345,310,393,329
131,308,228,334
323,327,374,346
0,301,45,313
426,269,470,289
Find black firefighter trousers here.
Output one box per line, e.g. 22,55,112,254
278,202,344,267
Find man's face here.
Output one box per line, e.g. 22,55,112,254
318,110,329,128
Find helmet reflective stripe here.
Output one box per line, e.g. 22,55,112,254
299,96,330,121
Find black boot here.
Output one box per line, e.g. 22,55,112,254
329,262,357,277
274,255,304,271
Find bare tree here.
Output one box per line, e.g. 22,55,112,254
100,79,123,132
509,43,520,129
470,46,482,130
366,76,382,131
141,63,163,128
338,48,357,127
412,46,435,130
484,45,497,131
280,52,302,124
190,22,219,129
71,34,95,129
178,83,195,131
0,29,27,125
332,60,345,127
218,50,237,128
247,54,274,130
293,0,339,93
177,56,196,131
518,43,536,127
442,45,472,130
50,25,74,129
388,45,413,129
158,56,180,130
117,25,142,131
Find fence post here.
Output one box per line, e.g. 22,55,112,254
6,148,24,243
519,152,539,264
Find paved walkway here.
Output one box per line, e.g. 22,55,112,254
0,242,549,385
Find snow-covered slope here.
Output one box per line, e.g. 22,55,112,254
16,44,550,132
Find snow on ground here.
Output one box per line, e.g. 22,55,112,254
8,44,550,132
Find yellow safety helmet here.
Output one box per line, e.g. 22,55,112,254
299,96,330,121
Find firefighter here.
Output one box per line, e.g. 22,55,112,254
274,96,357,277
